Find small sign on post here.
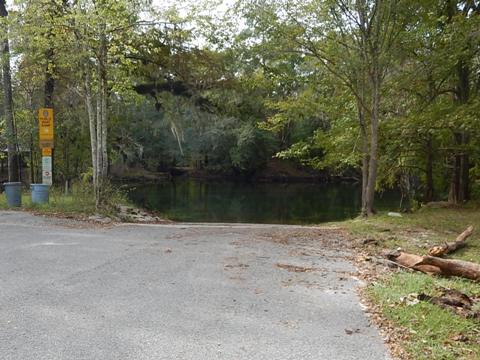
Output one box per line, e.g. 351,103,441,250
42,156,52,185
39,108,54,149
38,108,54,185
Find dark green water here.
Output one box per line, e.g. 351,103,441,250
127,179,401,224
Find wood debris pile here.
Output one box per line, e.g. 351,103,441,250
385,226,479,281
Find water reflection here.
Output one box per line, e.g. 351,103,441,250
127,180,400,224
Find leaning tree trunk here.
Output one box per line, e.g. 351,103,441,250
0,0,19,183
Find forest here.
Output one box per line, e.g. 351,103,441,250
0,0,479,216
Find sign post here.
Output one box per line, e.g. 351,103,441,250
38,108,54,185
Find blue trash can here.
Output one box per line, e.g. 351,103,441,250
4,182,22,207
31,184,50,205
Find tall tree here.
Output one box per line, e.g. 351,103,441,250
445,0,479,204
70,0,147,206
240,0,407,216
0,0,19,182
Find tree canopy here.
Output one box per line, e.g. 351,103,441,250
0,0,479,213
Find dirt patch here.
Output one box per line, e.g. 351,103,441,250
255,227,350,249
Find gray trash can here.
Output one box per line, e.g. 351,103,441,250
4,182,22,207
31,184,50,205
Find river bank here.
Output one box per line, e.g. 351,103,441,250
109,159,339,184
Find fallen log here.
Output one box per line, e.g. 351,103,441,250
416,256,480,281
428,226,474,257
386,251,480,281
385,251,442,275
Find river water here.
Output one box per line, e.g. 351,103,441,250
127,179,401,224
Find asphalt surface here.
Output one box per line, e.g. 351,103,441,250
0,211,390,360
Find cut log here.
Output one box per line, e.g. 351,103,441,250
428,225,474,257
385,251,442,275
386,251,480,281
416,256,480,281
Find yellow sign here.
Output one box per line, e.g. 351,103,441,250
39,108,54,148
42,148,52,156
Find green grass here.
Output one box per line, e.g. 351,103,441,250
343,206,480,262
368,272,480,360
0,183,129,217
338,206,480,359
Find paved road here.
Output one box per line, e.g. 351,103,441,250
0,211,389,360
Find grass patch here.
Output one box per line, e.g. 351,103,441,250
0,182,130,217
342,206,480,262
338,206,480,359
367,272,480,360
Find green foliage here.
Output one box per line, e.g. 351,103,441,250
1,0,480,210
230,124,276,173
0,180,130,217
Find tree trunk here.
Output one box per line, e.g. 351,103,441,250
359,107,369,216
356,0,370,217
29,133,35,184
424,135,434,202
448,150,461,204
95,22,108,207
84,66,98,191
459,133,469,201
100,66,108,178
96,76,104,184
449,59,470,204
364,66,380,216
449,132,470,204
81,19,108,209
0,0,19,183
44,48,55,108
